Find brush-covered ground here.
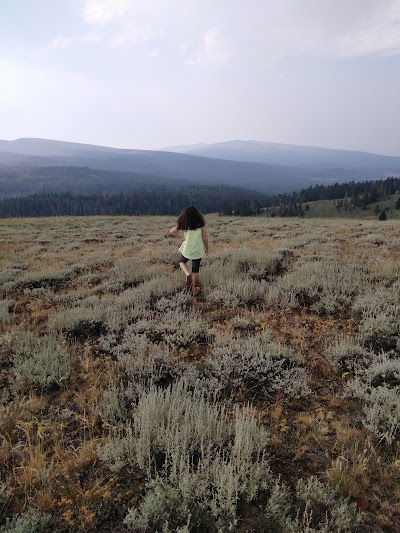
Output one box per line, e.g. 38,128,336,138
301,197,400,219
0,215,399,533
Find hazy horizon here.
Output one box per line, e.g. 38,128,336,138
2,136,400,159
1,1,400,156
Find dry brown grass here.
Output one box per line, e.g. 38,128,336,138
1,215,399,531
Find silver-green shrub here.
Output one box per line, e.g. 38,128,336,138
208,278,268,307
279,260,363,314
344,352,400,443
49,270,184,335
83,250,112,268
9,332,72,392
54,289,87,304
356,233,385,246
261,479,295,532
99,380,271,531
206,330,309,399
124,275,182,306
295,476,358,532
231,314,258,333
0,299,15,324
353,284,400,350
151,240,181,265
103,257,166,291
255,474,358,532
2,510,51,533
324,335,373,371
128,310,209,348
124,480,193,532
48,302,111,336
202,248,289,291
359,308,400,351
113,333,187,383
351,351,400,386
97,334,192,423
98,383,129,425
225,248,289,279
200,258,237,289
0,267,23,295
0,266,24,283
17,265,81,291
153,293,191,313
262,283,299,310
49,285,153,334
346,383,399,444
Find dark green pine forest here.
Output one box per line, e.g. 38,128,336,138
0,164,399,218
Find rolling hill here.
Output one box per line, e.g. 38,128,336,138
1,138,399,197
164,139,400,172
0,138,312,194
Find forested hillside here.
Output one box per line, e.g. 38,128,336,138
2,171,400,219
269,176,400,218
298,176,400,204
0,186,268,218
0,166,189,198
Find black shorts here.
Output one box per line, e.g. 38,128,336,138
179,254,201,273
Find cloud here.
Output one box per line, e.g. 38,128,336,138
250,0,400,60
183,29,230,68
332,1,400,57
108,24,161,47
49,36,73,49
77,0,400,65
80,33,103,44
80,0,163,48
83,0,128,27
48,34,103,50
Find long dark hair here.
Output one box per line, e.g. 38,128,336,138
177,205,205,231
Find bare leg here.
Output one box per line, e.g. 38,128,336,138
192,272,200,295
179,261,192,285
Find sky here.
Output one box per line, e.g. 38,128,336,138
1,0,400,155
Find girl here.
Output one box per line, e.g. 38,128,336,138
170,205,209,295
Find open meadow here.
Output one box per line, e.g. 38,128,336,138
0,215,399,532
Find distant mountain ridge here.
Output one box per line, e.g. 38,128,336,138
0,138,399,195
163,139,400,169
0,138,317,194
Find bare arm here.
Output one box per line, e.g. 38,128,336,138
170,226,185,241
201,226,209,255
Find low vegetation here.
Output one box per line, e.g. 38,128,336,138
268,176,400,219
0,215,399,532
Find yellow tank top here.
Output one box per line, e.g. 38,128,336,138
179,228,205,259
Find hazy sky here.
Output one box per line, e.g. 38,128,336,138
1,0,400,154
